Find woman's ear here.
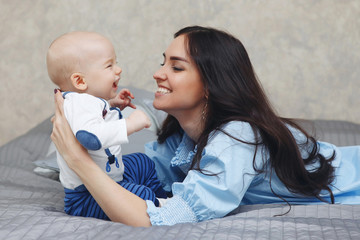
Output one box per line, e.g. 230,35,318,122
70,73,87,91
204,87,209,101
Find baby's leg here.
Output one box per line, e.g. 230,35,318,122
64,185,109,220
63,180,160,221
63,153,166,220
122,153,167,198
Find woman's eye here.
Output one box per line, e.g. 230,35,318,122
172,66,183,71
160,63,164,66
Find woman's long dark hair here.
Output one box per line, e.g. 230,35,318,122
158,26,335,204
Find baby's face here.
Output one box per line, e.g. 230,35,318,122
82,38,122,100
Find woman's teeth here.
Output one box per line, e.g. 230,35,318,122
157,87,171,94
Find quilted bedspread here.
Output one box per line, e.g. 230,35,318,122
1,117,360,239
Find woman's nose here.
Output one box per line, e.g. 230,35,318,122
153,67,166,81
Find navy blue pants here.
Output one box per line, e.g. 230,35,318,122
64,152,167,220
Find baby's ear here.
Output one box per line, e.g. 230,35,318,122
70,73,87,91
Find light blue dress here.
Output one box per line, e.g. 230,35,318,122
145,121,360,226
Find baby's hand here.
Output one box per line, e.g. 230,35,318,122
109,88,136,110
125,110,151,135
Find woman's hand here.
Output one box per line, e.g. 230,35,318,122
51,89,151,227
51,89,89,170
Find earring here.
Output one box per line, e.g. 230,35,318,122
202,97,208,121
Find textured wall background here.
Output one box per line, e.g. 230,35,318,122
0,0,359,146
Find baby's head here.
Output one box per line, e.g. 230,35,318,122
46,31,122,100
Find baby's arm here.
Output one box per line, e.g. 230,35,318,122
125,110,151,135
108,88,136,110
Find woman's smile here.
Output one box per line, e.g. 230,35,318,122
156,86,172,95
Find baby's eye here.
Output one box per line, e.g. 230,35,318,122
160,63,164,66
107,64,113,68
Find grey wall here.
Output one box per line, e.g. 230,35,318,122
1,0,359,146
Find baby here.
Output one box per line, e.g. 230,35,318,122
47,31,166,220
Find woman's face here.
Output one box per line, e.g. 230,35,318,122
153,35,205,119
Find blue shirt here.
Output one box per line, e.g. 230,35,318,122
145,121,360,225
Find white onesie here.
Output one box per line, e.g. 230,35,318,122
56,92,128,189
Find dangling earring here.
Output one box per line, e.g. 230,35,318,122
202,95,208,120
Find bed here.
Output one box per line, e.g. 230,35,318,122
1,87,360,239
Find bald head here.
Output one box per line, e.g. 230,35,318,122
46,31,112,90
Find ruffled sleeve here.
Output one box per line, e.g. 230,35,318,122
146,195,197,225
146,121,265,225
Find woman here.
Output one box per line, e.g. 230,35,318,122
51,26,360,227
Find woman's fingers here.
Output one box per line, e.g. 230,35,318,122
54,89,64,116
51,89,71,151
51,89,63,142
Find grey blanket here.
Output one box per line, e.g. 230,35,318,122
1,118,360,239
